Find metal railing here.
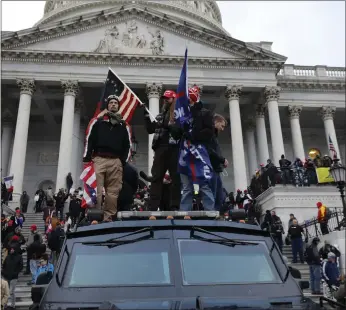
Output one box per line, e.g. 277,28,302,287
300,209,345,240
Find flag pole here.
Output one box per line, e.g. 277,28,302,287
108,67,157,121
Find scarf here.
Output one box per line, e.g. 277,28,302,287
107,112,123,125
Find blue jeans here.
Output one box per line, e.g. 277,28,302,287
180,174,215,211
30,259,39,284
210,173,224,211
309,264,321,292
291,237,304,263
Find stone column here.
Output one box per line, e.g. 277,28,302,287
225,85,248,191
244,119,258,179
264,86,285,165
71,101,81,186
145,82,162,176
9,79,35,194
55,80,79,191
320,106,341,162
1,119,14,177
255,104,270,165
288,105,305,161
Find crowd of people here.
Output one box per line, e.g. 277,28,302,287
248,154,335,198
261,207,344,305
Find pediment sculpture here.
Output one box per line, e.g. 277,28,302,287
93,20,165,55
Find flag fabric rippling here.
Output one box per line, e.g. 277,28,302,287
174,49,213,186
3,175,14,193
80,164,97,207
328,135,337,159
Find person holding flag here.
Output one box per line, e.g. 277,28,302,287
175,49,215,211
83,69,133,221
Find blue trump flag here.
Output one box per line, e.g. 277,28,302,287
174,49,212,186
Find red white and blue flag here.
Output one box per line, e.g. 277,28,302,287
80,69,139,208
174,49,212,187
3,175,14,193
329,135,337,159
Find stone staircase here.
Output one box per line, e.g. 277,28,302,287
282,245,334,309
15,212,48,309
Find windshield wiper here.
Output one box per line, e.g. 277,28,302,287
82,227,154,248
190,227,258,247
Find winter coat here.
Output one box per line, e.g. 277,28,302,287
27,241,46,260
2,251,23,281
54,192,68,209
144,105,180,150
4,232,25,249
189,101,214,145
322,260,340,285
69,198,82,218
48,227,65,252
20,194,29,205
118,163,139,211
207,129,225,173
34,263,54,284
317,204,328,222
305,244,321,265
27,231,43,246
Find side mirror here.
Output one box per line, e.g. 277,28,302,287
299,280,309,290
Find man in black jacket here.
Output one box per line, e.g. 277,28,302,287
144,90,181,211
2,246,23,309
180,88,215,211
305,237,322,295
83,95,130,221
208,113,228,212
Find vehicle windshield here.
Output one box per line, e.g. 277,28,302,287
178,239,281,285
65,239,171,287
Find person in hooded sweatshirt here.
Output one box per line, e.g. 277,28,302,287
2,245,23,310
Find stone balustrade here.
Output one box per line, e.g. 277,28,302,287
277,64,346,79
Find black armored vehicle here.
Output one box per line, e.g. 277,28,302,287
37,210,320,310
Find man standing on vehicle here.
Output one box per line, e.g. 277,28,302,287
83,95,130,221
207,113,228,212
144,90,181,211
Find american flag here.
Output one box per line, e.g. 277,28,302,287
329,135,337,159
95,68,142,122
80,69,140,208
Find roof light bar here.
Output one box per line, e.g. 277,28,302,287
117,211,220,220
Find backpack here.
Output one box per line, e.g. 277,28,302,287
325,207,332,220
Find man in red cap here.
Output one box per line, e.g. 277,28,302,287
83,95,130,221
317,201,329,235
24,224,43,275
144,90,181,211
179,87,215,211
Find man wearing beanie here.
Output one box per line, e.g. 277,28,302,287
83,95,130,221
322,252,340,299
317,201,329,235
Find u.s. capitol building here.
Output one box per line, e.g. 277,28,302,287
1,0,345,220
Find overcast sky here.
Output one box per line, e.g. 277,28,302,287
1,1,345,66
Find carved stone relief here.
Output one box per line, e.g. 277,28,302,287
94,20,164,56
37,152,59,165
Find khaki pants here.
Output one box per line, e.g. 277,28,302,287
93,156,123,220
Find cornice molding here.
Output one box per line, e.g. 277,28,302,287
1,50,282,70
1,7,284,64
278,80,345,93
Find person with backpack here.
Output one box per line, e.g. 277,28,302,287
317,201,330,235
305,237,322,295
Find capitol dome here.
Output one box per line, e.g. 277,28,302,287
36,0,226,34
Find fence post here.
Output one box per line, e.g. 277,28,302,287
313,217,319,237
335,210,340,230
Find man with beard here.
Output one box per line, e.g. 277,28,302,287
144,90,181,211
83,95,130,221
